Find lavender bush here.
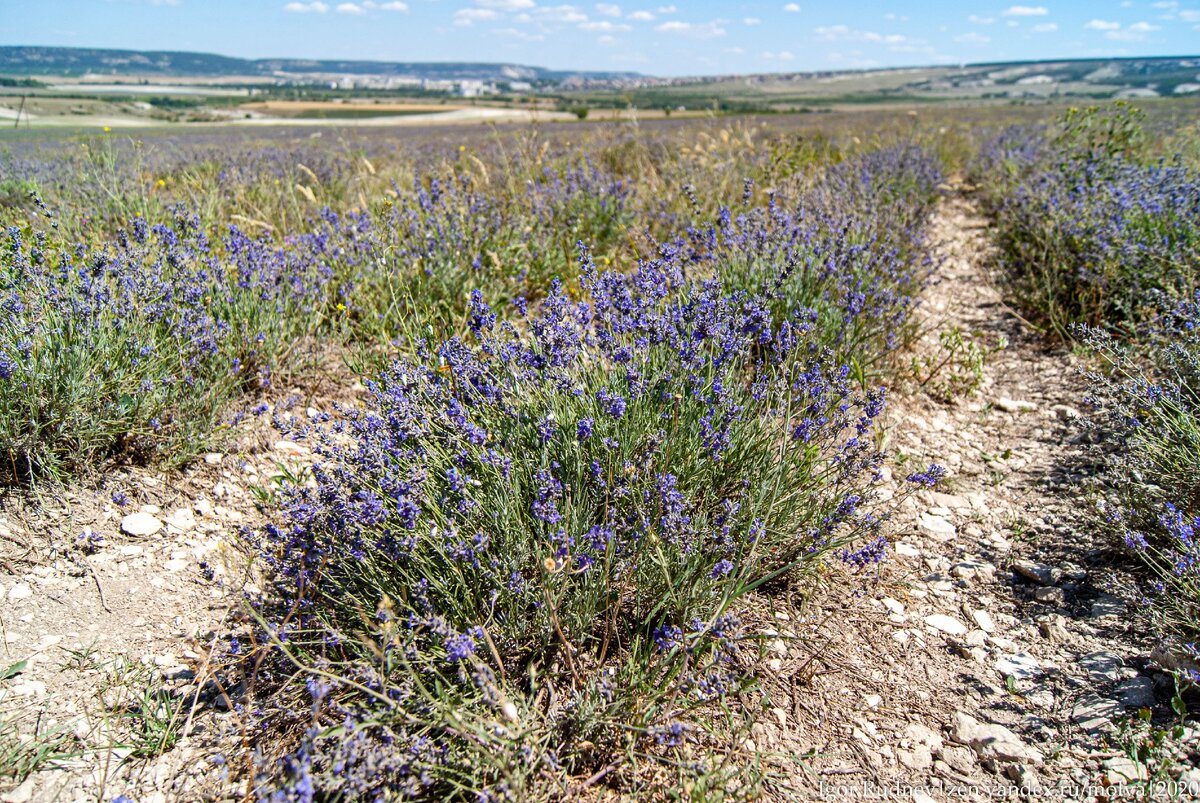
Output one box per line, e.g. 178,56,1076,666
243,240,937,798
688,145,941,375
311,160,633,346
978,106,1200,335
0,212,330,482
1082,295,1200,643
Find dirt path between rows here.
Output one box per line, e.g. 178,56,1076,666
751,189,1200,801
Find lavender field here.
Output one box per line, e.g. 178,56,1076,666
1,106,1198,801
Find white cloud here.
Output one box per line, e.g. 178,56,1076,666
1152,1,1178,7
580,19,630,30
783,2,801,11
336,2,364,13
475,0,535,8
656,4,676,12
813,24,907,44
284,1,328,12
453,7,498,24
1032,22,1057,31
1180,9,1200,20
968,14,995,24
1002,5,1049,16
377,1,407,9
627,9,654,20
537,4,589,23
762,50,795,60
743,16,761,25
495,26,545,39
655,19,726,37
1096,20,1159,39
954,31,990,43
596,2,621,16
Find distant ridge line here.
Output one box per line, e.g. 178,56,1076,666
0,45,643,82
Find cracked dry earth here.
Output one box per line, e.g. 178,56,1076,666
2,192,1199,803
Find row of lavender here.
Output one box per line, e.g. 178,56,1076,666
0,128,932,481
2,128,943,796
977,105,1200,660
247,143,943,799
1,151,632,481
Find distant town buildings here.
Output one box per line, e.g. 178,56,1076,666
315,74,528,96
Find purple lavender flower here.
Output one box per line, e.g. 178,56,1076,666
652,624,682,652
840,536,887,568
905,464,946,487
445,629,479,663
651,721,688,747
467,290,496,336
76,530,105,554
597,388,627,419
532,467,563,524
710,559,734,578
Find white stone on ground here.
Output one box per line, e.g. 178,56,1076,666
924,614,967,636
120,512,163,537
950,711,1043,764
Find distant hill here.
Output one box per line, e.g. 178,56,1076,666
0,46,642,83
560,55,1200,111
3,46,1198,103
910,56,1200,98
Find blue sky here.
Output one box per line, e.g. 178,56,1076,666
6,0,1200,76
